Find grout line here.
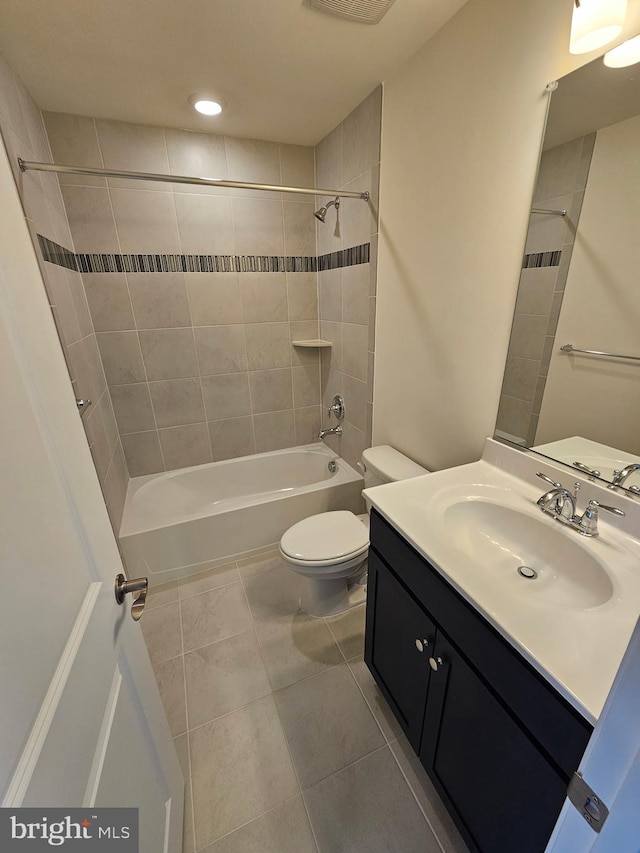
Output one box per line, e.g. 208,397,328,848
182,622,254,661
300,741,389,795
322,616,349,664
386,739,452,853
178,637,197,852
182,622,256,663
239,540,322,849
196,793,307,852
172,533,200,853
147,547,281,587
162,126,213,472
253,630,343,695
248,622,278,693
100,150,164,474
184,687,274,739
299,783,322,853
343,656,392,744
265,645,354,698
177,566,241,601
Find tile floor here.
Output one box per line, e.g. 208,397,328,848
142,550,469,853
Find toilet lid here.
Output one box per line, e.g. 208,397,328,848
280,511,369,565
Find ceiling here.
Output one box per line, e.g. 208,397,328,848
0,0,467,146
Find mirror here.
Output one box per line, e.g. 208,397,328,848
495,53,640,496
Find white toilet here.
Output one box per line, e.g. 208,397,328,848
279,445,429,617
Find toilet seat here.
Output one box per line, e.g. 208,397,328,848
280,510,369,567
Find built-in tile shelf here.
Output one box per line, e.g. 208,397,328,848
292,340,333,348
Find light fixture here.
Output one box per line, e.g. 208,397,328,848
188,94,223,116
569,0,627,55
604,34,640,67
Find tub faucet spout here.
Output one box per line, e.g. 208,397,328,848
319,426,342,440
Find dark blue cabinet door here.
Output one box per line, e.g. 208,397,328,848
420,633,567,853
365,551,436,751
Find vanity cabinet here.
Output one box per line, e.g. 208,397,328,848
365,510,593,853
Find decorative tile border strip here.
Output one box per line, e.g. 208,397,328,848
522,250,562,269
37,236,79,271
318,243,370,271
37,236,370,274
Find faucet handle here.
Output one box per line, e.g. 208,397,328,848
588,499,625,518
536,471,562,489
328,394,345,421
573,461,600,480
578,499,625,537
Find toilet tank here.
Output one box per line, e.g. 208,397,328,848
361,445,429,489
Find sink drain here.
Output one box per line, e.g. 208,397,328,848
517,565,538,580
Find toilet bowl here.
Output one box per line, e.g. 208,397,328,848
279,446,429,617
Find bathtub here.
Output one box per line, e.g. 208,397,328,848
119,443,364,583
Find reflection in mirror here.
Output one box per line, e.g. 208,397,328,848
495,54,640,496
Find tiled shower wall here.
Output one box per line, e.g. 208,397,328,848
0,51,128,530
44,113,322,477
2,45,380,515
315,87,381,470
495,132,595,445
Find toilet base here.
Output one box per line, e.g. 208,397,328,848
298,564,367,617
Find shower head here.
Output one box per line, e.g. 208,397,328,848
314,197,340,223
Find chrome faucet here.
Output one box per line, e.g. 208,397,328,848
537,486,577,521
610,463,640,495
318,425,342,440
536,473,577,522
535,472,625,536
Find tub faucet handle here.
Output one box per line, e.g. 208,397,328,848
328,395,345,420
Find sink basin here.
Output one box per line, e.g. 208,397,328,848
443,500,614,609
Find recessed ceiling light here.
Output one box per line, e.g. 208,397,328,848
189,94,223,116
193,99,222,116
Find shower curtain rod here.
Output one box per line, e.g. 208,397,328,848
17,158,370,201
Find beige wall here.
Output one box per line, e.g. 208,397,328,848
373,0,640,472
315,87,381,470
537,112,640,455
0,51,128,530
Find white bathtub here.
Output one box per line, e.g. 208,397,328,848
119,444,364,583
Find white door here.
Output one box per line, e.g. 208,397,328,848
545,617,640,853
0,137,183,848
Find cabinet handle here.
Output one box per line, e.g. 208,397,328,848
415,639,429,652
429,656,444,672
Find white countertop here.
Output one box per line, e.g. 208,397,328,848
533,435,639,485
363,439,640,724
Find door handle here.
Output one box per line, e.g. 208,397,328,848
114,573,148,621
